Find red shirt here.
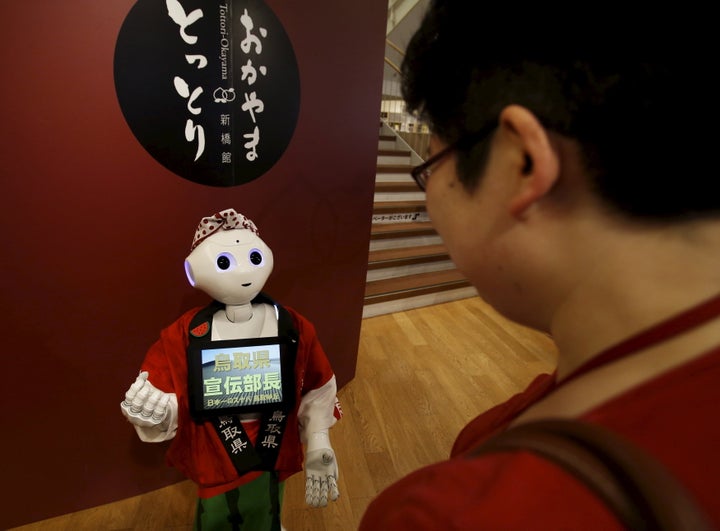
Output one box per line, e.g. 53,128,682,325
359,347,720,530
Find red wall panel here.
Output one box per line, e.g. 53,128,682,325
0,1,386,527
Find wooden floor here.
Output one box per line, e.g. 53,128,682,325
12,297,557,531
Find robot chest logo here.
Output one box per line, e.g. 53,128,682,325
114,0,300,187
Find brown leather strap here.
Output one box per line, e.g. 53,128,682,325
469,420,713,530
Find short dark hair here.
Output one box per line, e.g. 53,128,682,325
402,2,718,221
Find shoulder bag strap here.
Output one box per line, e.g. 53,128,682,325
469,419,713,531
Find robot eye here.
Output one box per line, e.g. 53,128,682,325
215,252,236,272
217,256,230,270
249,248,264,266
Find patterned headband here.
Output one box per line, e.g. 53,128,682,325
190,208,259,251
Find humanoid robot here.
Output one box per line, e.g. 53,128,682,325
121,208,340,530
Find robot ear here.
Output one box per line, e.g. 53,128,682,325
184,260,196,287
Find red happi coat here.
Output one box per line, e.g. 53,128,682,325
140,303,339,499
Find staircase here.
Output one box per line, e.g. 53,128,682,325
363,123,477,318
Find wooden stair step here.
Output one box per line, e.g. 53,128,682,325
368,128,471,314
377,149,411,157
370,221,436,239
374,181,420,193
373,200,426,215
368,244,449,270
364,269,470,305
376,164,413,174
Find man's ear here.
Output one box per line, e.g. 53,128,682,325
498,105,559,217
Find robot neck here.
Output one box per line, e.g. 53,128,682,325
224,303,253,323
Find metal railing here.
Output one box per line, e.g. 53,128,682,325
383,38,429,158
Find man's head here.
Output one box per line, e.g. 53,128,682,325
402,4,717,329
402,3,717,221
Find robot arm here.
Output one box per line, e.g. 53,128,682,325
120,371,179,443
298,375,340,507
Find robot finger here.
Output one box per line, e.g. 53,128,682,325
130,381,151,414
319,477,329,507
152,392,171,421
311,476,324,507
305,476,316,506
328,475,339,501
141,388,164,419
122,371,149,407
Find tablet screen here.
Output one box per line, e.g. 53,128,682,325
187,336,294,420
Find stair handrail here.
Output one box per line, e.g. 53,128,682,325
382,36,429,159
380,120,425,168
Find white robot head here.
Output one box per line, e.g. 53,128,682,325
184,209,274,305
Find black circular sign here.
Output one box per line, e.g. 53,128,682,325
114,0,300,187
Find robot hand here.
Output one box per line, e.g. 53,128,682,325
120,371,175,431
304,447,340,507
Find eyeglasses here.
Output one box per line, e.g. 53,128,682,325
410,124,496,192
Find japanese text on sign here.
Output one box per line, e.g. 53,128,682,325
167,1,270,164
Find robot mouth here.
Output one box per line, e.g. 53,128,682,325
242,283,252,287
